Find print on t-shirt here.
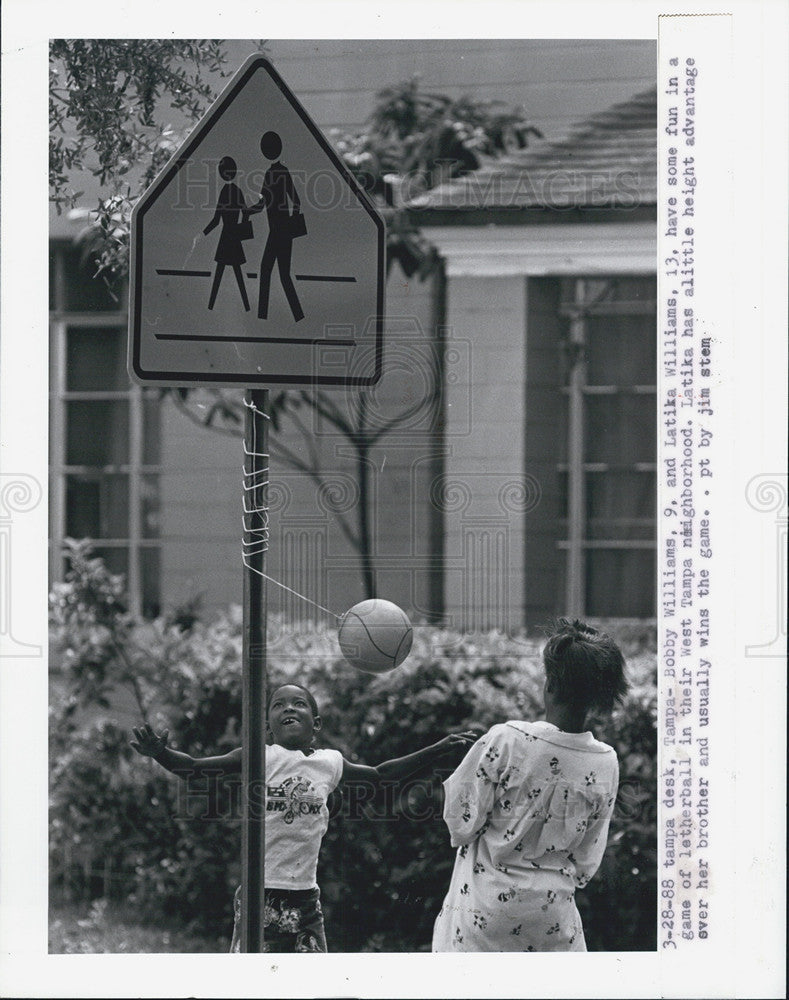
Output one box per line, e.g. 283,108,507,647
264,744,343,890
267,775,323,824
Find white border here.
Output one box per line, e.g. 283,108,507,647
1,2,786,998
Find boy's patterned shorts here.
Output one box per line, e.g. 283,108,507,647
230,885,328,953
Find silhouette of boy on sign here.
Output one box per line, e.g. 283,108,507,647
245,131,305,322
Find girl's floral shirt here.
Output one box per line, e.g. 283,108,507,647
433,720,619,952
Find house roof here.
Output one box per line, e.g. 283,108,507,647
408,87,657,216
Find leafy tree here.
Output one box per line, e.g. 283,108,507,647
49,537,154,724
331,76,542,277
49,39,244,281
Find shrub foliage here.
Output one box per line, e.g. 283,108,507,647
50,542,656,950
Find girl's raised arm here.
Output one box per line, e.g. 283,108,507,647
130,724,242,778
340,731,478,785
439,725,510,847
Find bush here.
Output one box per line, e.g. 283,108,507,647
49,541,242,936
49,543,656,950
49,899,228,953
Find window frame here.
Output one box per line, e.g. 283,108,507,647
558,275,657,617
49,242,162,618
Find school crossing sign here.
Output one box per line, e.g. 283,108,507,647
128,55,385,386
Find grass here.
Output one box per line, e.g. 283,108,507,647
49,899,230,954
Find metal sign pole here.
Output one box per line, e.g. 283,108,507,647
128,53,386,952
241,387,268,952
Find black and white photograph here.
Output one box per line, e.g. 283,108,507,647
0,3,785,998
46,34,658,957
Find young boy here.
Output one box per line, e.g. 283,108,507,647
132,682,476,952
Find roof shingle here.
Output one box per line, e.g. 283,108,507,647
409,87,657,213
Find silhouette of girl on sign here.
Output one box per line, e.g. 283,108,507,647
203,155,251,311
245,131,305,322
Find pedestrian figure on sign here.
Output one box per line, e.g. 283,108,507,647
246,130,305,322
203,156,252,311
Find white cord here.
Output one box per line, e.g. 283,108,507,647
241,395,339,620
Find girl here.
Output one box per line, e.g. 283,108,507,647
432,618,628,952
131,682,476,953
203,155,251,312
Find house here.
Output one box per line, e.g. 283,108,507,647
412,87,658,628
48,40,656,631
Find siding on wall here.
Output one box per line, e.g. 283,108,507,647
264,39,655,140
523,277,565,626
434,218,657,630
159,388,243,611
442,275,527,633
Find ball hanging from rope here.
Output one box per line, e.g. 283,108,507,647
337,599,414,673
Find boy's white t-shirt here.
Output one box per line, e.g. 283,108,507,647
264,743,344,890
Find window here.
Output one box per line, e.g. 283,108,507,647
557,276,656,618
49,242,162,617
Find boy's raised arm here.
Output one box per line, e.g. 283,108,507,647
130,723,242,778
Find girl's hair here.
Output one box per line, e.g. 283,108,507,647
268,683,320,719
542,618,629,714
218,155,237,179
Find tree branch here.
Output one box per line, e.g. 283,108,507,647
267,437,315,476
274,449,361,551
169,390,242,438
168,388,361,551
110,638,151,725
266,432,361,552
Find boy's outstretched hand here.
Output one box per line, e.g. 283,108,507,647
130,723,169,760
